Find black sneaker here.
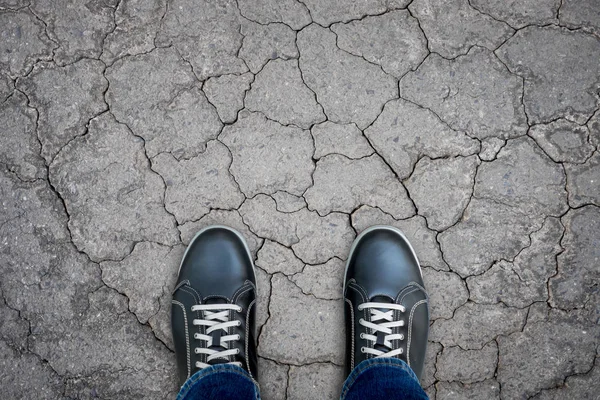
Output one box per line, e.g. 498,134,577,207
171,225,258,386
343,226,429,380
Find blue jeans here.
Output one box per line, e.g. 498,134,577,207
177,358,429,400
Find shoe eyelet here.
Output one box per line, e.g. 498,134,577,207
360,347,366,354
194,348,199,354
399,334,404,340
359,333,365,339
236,306,243,312
399,348,404,355
237,321,242,327
359,318,365,324
235,334,241,340
236,349,240,355
194,333,200,339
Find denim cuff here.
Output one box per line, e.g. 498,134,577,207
341,358,420,399
176,364,259,400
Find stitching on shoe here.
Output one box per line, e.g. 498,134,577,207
345,298,355,371
407,299,428,369
246,299,256,380
172,300,191,378
232,284,253,303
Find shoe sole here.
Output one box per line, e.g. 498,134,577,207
342,225,423,296
177,225,256,284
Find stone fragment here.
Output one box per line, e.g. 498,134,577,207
423,267,469,320
497,314,597,398
246,59,325,129
152,141,244,224
305,154,415,219
220,111,314,197
436,380,501,399
430,302,527,349
422,341,442,388
497,26,600,124
409,0,514,58
312,121,373,159
259,274,344,364
550,206,600,309
30,0,115,64
436,342,497,383
258,357,289,400
101,242,184,324
0,91,45,180
297,25,397,129
178,209,263,257
239,20,299,73
0,341,64,399
271,191,307,212
352,206,448,271
559,0,600,35
288,363,345,400
565,152,600,207
331,10,428,78
0,10,53,76
478,137,505,161
203,73,253,123
365,99,480,179
17,59,107,162
475,137,568,216
237,0,311,30
401,47,527,139
49,113,179,262
106,47,222,159
438,198,537,276
530,119,595,163
101,0,167,64
156,0,246,79
533,362,600,399
302,0,411,26
470,0,559,28
240,194,355,264
467,217,564,308
291,257,344,300
406,155,479,231
256,240,304,275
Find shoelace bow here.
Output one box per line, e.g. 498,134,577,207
358,302,406,358
191,303,243,369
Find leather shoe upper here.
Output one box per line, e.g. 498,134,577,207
171,226,257,386
344,226,429,380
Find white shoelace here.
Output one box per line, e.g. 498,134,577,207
358,302,406,358
191,303,243,369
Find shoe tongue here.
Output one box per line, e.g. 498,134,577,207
370,295,395,303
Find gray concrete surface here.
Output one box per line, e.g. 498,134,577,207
1,0,599,399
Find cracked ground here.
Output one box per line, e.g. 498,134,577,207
0,0,599,399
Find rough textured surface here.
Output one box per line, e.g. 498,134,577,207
3,1,600,398
401,47,528,139
297,25,397,129
49,113,179,261
17,59,107,162
529,119,595,163
405,155,479,230
470,0,560,28
305,154,415,218
497,26,600,124
152,140,245,224
365,99,480,179
221,111,314,197
246,59,325,128
409,0,514,58
259,274,344,365
106,47,222,159
203,73,253,124
331,11,428,78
